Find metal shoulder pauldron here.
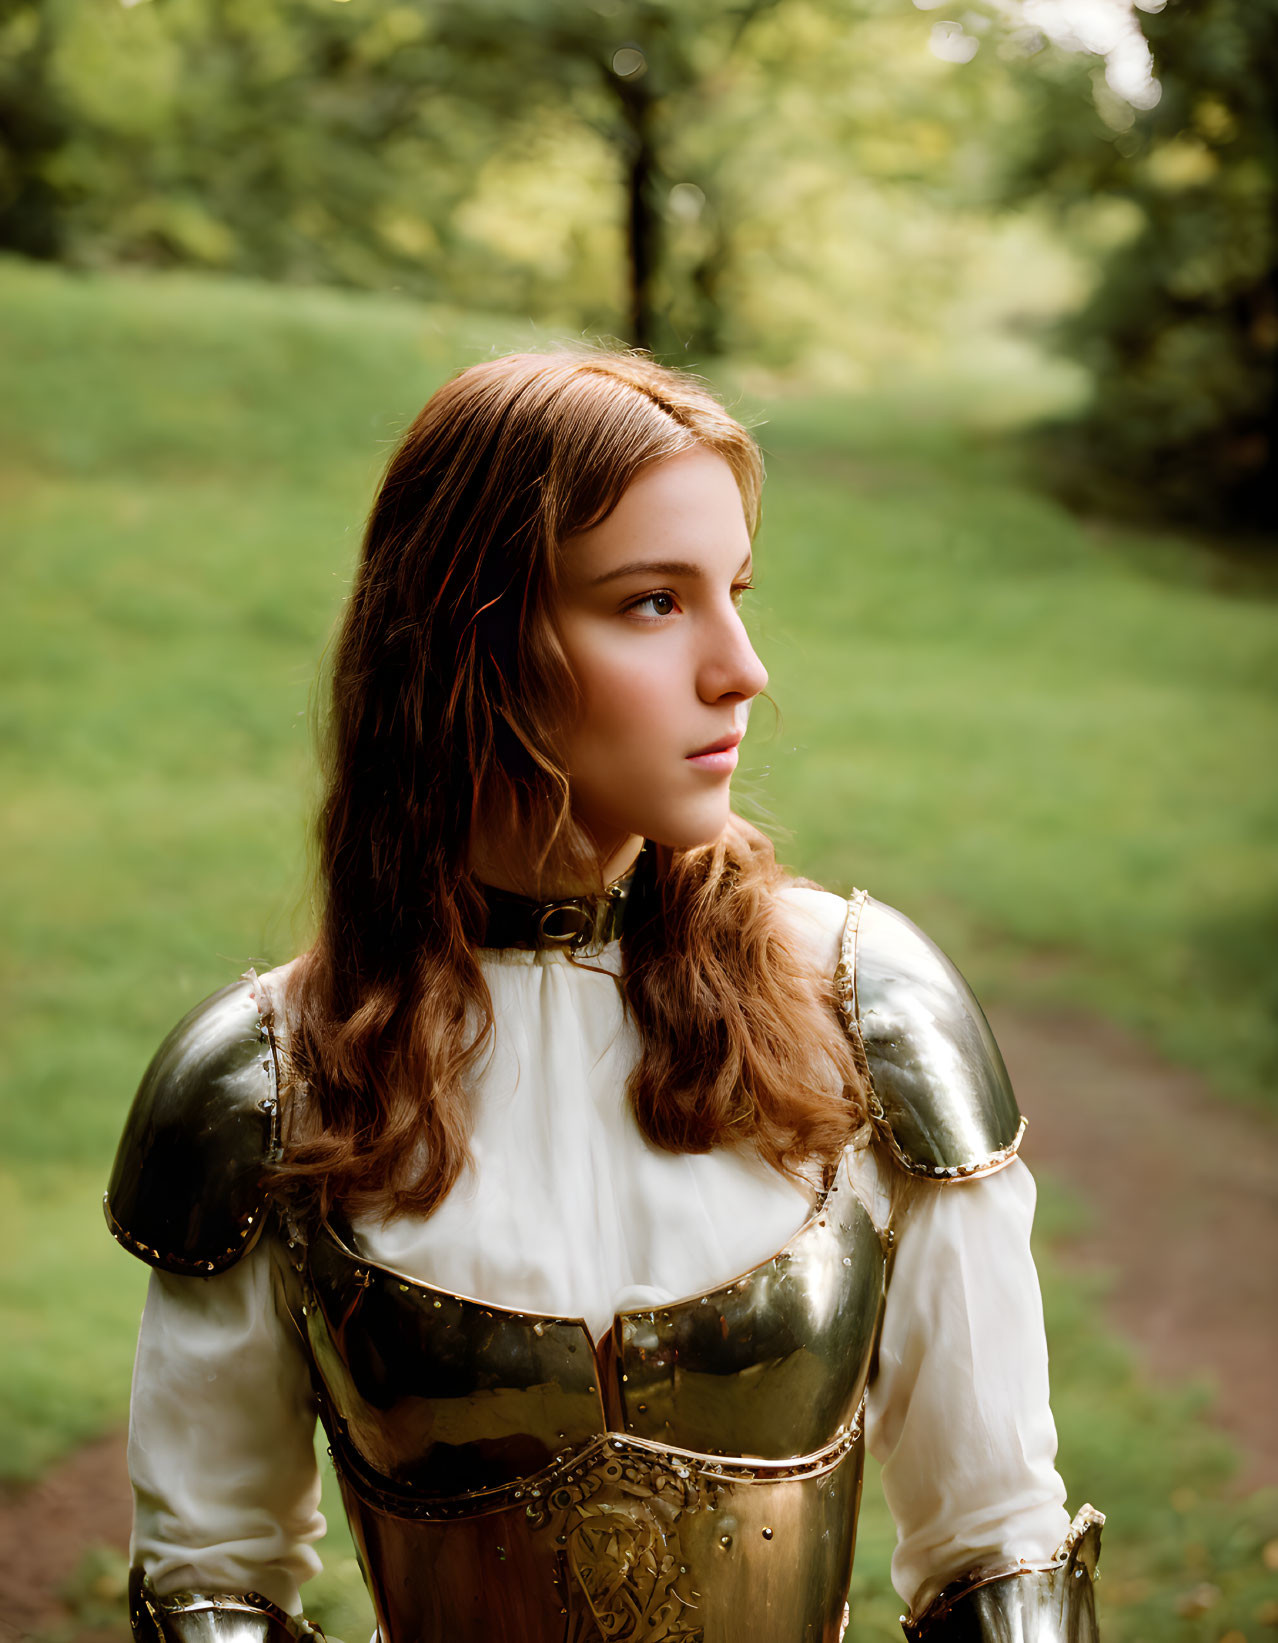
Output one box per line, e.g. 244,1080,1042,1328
836,890,1026,1180
104,976,280,1274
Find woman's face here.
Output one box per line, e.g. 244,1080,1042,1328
554,447,768,865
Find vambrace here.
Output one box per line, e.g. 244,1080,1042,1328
129,1569,331,1643
901,1505,1104,1641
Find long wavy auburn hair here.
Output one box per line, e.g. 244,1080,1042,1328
279,348,870,1219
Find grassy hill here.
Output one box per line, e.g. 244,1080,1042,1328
2,259,1275,1640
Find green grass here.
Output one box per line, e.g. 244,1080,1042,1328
738,394,1278,1112
3,259,1276,1640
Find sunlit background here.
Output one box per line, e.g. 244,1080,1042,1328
2,2,1276,1639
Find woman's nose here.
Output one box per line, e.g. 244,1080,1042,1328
699,611,769,703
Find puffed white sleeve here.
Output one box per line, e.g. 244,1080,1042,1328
864,1157,1072,1617
127,1237,326,1613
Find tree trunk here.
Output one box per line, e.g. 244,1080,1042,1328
619,83,659,353
0,2,67,259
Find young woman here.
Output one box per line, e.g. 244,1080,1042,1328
106,350,1102,1643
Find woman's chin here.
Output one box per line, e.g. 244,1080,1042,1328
644,808,733,854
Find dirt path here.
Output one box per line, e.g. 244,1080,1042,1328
0,1430,131,1643
991,1004,1278,1492
3,1006,1276,1640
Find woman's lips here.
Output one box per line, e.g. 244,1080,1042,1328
686,731,742,774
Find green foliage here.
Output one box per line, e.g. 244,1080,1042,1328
0,0,1074,368
997,0,1278,534
49,0,502,292
7,1,1273,531
3,261,1276,1636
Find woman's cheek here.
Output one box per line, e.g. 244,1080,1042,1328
593,653,663,737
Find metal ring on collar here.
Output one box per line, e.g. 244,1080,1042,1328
536,903,595,947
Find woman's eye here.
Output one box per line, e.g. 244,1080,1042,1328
630,591,677,618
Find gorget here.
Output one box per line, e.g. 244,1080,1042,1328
275,1141,886,1643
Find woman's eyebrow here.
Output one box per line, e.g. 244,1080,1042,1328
589,555,752,587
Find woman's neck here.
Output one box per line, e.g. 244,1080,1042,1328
467,827,645,900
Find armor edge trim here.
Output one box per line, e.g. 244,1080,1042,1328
326,1401,868,1522
900,1503,1105,1639
102,1191,271,1277
836,890,1027,1181
317,1128,853,1337
129,1567,325,1643
105,976,281,1276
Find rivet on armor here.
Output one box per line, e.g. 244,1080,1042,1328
433,1299,442,1309
842,1257,852,1267
719,1535,732,1550
762,1527,774,1540
637,1403,647,1412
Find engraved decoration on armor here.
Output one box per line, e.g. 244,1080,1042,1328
526,1444,722,1642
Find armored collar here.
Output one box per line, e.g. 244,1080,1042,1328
477,846,649,952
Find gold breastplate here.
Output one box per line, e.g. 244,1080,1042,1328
281,1144,887,1643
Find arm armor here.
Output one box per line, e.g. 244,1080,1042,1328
901,1505,1104,1641
837,891,1026,1180
130,1568,328,1643
104,978,279,1274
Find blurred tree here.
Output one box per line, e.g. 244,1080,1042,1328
5,0,953,360
0,0,72,258
428,0,805,353
3,0,1114,387
1001,0,1278,534
51,0,506,292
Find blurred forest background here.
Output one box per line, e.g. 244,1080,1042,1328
4,0,1277,529
2,1,1277,1641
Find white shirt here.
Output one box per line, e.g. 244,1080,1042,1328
127,887,1070,1618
